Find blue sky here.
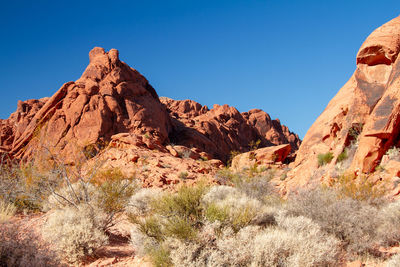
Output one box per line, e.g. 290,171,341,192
1,0,399,138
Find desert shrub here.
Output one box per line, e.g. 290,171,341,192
178,171,189,180
386,147,400,161
130,225,158,257
318,152,334,166
44,182,99,210
214,167,243,185
387,253,400,267
166,224,257,267
0,222,59,267
252,215,341,267
130,180,325,266
180,149,192,159
334,141,358,176
0,161,61,212
135,216,164,242
348,123,364,140
214,168,279,204
0,200,16,223
377,200,400,246
202,186,261,231
335,173,385,202
166,215,340,267
337,149,348,163
127,188,163,216
227,150,241,166
152,183,207,224
164,216,198,241
45,168,138,230
147,184,207,241
204,203,230,223
92,169,138,228
147,242,172,267
130,224,171,267
129,182,209,255
42,204,108,263
0,162,24,205
248,139,261,151
234,173,278,203
286,188,383,255
201,185,239,204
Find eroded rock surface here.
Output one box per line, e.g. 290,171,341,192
161,98,300,163
288,16,400,194
0,47,301,188
230,144,291,172
2,47,172,162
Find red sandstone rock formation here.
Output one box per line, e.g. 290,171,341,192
161,98,300,162
1,47,172,161
230,144,291,172
242,109,300,150
0,98,48,153
287,16,400,192
0,47,300,170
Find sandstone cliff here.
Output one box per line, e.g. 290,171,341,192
287,16,400,194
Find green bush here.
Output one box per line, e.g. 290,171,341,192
318,152,334,166
147,243,172,267
205,203,230,223
178,171,189,180
337,149,348,163
164,217,198,241
152,183,207,224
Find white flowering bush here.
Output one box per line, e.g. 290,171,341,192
252,214,341,267
126,187,163,216
164,214,341,267
377,200,400,246
42,204,108,263
386,147,400,161
387,253,400,267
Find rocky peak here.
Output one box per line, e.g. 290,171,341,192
4,47,172,161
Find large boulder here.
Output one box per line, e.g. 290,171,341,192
231,144,291,172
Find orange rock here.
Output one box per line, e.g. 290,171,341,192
289,15,400,192
162,98,300,163
346,260,363,267
4,47,172,161
165,145,179,157
0,47,301,189
231,144,291,172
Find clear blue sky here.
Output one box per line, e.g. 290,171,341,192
1,0,399,138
